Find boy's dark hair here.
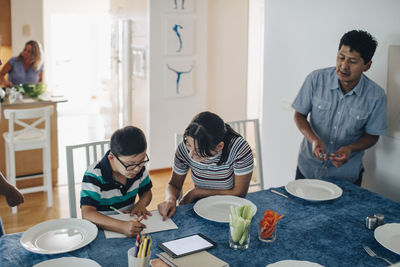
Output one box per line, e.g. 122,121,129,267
184,111,240,165
339,30,377,64
110,126,147,156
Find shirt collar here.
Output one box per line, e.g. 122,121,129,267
97,150,146,185
329,70,365,96
98,150,113,182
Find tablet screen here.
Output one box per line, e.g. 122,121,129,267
159,234,216,257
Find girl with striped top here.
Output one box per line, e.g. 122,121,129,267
158,111,254,220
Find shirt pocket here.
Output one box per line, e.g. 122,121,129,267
312,97,331,122
349,108,369,131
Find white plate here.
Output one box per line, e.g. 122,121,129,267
374,223,400,255
21,218,98,254
33,257,101,267
193,195,257,223
267,260,324,266
285,179,342,201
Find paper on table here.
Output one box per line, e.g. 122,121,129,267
104,210,178,239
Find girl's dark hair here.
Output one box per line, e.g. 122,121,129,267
110,126,147,156
183,111,240,165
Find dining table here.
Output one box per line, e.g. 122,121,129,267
1,177,399,267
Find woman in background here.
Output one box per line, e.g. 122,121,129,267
0,40,43,87
158,111,254,220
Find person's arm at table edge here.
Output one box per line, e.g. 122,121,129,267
179,172,252,205
157,171,186,220
81,205,145,238
0,171,24,207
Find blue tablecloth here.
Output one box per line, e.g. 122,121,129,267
1,178,400,267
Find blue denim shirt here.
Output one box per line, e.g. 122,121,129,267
292,67,387,182
7,57,43,85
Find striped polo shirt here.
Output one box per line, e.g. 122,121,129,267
80,151,152,214
174,136,254,189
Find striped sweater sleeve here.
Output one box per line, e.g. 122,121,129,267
173,142,190,175
233,138,254,175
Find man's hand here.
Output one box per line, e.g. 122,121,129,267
157,199,176,221
329,146,352,167
312,140,328,161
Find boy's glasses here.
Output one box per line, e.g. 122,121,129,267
113,153,150,171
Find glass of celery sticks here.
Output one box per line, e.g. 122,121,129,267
229,205,255,250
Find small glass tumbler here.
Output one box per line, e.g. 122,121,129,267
258,225,276,243
229,221,250,250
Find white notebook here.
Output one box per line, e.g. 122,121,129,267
104,210,178,238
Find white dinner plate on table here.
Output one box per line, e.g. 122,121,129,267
21,218,98,254
285,179,342,201
193,195,257,223
267,260,324,266
33,257,101,267
374,223,400,255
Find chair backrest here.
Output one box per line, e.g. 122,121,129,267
228,119,264,190
4,106,53,147
174,119,264,190
66,140,110,218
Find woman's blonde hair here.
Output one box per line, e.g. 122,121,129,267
17,40,43,71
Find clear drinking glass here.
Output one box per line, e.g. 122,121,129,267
229,220,250,250
258,225,276,243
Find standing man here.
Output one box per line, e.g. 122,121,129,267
292,30,387,185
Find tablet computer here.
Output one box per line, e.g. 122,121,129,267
158,233,217,258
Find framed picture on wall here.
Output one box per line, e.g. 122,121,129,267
164,60,195,98
165,18,195,56
165,0,195,13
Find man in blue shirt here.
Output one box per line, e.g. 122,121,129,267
292,30,387,185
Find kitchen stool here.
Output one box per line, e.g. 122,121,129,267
3,106,53,213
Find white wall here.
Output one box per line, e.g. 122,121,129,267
11,0,44,55
262,0,400,202
148,0,209,169
148,0,249,169
207,0,249,121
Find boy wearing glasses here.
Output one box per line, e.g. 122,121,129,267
80,126,152,237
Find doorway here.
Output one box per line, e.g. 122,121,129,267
49,12,115,184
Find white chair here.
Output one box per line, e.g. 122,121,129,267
66,140,109,218
3,106,54,213
228,119,264,190
174,118,264,190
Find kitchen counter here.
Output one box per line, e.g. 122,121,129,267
0,95,67,188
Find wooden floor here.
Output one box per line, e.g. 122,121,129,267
0,168,194,234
